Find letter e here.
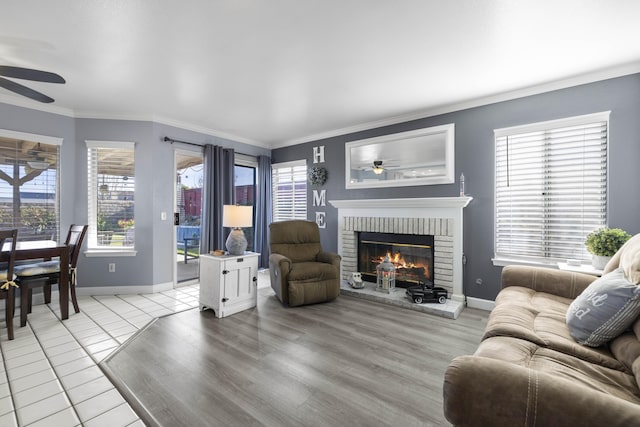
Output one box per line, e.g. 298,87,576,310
315,212,326,228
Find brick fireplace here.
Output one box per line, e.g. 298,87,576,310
329,197,472,304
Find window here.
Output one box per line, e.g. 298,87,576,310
494,112,609,265
271,160,307,222
87,140,135,250
0,131,61,241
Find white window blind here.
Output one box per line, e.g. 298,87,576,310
87,140,136,249
495,112,608,264
0,137,60,241
271,160,307,222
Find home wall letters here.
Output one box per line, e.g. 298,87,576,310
312,145,326,229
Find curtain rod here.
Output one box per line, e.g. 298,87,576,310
163,136,257,160
162,136,204,148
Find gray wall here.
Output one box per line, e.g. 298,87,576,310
272,73,640,301
0,105,270,288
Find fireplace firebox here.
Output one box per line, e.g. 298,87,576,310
357,232,434,288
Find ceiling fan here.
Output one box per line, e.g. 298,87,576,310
372,160,385,175
0,65,65,103
26,143,51,170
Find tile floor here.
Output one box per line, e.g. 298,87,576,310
0,284,201,427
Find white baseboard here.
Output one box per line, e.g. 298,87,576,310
75,281,175,296
450,293,465,303
0,282,176,310
466,297,495,311
175,279,198,287
0,290,61,310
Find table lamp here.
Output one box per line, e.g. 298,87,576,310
223,205,253,255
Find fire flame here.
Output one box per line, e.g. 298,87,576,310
370,251,431,280
379,251,418,269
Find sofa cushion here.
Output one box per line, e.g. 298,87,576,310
14,260,60,276
604,233,640,283
610,333,640,383
566,268,640,347
444,354,640,427
619,234,640,284
484,286,626,370
610,316,640,385
475,336,640,405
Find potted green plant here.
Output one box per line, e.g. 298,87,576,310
585,227,632,269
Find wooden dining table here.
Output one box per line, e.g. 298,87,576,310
0,240,70,325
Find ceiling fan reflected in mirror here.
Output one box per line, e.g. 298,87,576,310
372,160,385,175
0,66,65,103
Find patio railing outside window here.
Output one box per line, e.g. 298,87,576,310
87,140,136,249
0,137,60,241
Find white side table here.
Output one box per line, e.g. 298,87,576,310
557,262,603,277
199,252,259,318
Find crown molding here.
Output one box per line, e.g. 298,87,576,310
74,111,268,148
0,93,75,117
3,60,640,150
151,116,269,149
0,98,268,148
272,61,640,148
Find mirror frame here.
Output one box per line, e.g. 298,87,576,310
345,123,455,189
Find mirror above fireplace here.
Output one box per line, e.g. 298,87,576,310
345,123,455,189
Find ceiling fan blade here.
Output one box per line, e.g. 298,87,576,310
0,77,55,103
0,66,65,84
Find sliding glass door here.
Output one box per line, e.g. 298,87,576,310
175,150,203,284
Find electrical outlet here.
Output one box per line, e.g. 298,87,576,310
108,263,116,273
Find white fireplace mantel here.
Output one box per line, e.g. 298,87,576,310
329,196,472,210
329,196,473,303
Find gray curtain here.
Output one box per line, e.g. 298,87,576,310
255,155,272,268
200,144,235,253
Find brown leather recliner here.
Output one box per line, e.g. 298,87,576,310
269,220,341,307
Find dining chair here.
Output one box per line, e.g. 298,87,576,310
15,224,88,325
0,229,18,340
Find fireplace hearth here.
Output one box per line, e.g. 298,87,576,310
358,232,434,288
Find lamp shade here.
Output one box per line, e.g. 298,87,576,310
223,205,253,228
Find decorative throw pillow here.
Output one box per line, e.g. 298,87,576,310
566,268,640,347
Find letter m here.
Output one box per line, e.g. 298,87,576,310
313,189,326,207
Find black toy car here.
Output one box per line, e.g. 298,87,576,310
406,281,448,304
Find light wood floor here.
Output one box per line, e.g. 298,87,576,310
102,288,488,427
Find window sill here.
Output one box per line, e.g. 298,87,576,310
85,249,137,257
492,257,559,269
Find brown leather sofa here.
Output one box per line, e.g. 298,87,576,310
443,237,640,426
269,220,341,307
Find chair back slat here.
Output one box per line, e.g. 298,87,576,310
0,229,18,280
64,225,88,268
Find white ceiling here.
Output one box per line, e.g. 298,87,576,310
2,1,640,148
